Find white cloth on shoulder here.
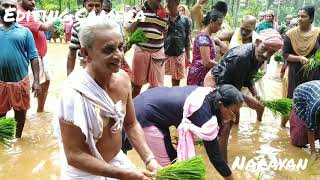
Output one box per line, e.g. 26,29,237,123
55,69,133,180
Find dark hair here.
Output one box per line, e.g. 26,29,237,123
299,5,315,23
212,1,228,16
206,84,243,127
83,0,103,7
202,10,224,26
103,0,112,5
207,84,244,108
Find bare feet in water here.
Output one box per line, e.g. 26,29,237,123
256,106,264,121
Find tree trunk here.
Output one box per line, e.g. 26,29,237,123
233,0,240,26
229,0,235,16
59,0,62,12
245,0,249,7
267,0,275,9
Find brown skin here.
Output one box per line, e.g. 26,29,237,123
217,16,256,44
20,0,66,112
19,0,57,31
285,15,293,26
217,102,242,180
129,0,162,34
281,11,313,127
102,2,112,14
199,18,223,69
131,0,165,97
258,12,265,22
286,10,311,65
178,6,185,16
203,40,281,162
294,10,317,154
66,0,102,76
0,0,40,137
167,0,191,86
264,10,274,22
239,17,256,43
60,29,161,179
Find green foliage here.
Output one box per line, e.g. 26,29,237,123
303,49,320,77
262,98,293,118
53,22,65,37
195,139,204,146
224,13,233,28
253,71,266,82
38,0,79,12
0,117,16,146
126,28,148,50
256,172,264,180
274,52,284,62
242,0,264,17
157,156,206,180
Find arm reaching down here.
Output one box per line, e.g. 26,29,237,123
59,120,149,180
123,81,161,173
203,139,234,180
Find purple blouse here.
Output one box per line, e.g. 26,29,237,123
187,32,216,86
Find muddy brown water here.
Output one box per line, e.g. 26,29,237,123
0,43,319,180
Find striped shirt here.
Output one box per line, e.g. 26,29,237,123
69,20,81,50
69,20,83,61
293,80,320,131
136,2,168,50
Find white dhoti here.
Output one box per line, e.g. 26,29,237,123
60,149,135,180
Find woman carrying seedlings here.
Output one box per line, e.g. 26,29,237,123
281,5,320,127
125,84,243,180
290,80,320,158
187,9,223,86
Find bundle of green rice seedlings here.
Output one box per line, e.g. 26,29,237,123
0,117,16,146
157,156,205,180
256,172,263,180
303,49,320,77
274,52,284,63
126,28,148,50
253,71,266,82
262,98,293,118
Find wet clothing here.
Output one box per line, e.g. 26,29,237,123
293,80,320,132
211,43,263,90
187,32,216,86
0,23,38,82
289,109,320,147
0,76,30,114
132,86,231,177
290,81,320,147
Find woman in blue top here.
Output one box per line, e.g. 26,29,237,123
290,80,320,157
125,84,243,180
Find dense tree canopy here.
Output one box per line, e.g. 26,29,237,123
35,0,320,27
